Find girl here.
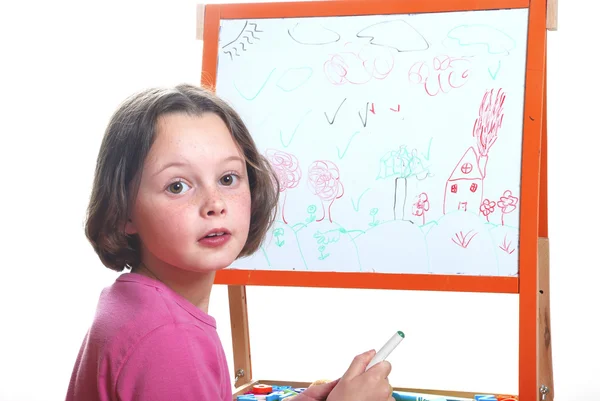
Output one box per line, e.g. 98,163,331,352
66,84,394,401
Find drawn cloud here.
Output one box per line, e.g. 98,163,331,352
446,24,516,55
288,22,341,45
356,20,429,52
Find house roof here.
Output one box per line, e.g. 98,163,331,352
448,147,483,181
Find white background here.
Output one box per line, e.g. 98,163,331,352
0,0,596,400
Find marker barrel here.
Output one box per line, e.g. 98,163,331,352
366,331,405,370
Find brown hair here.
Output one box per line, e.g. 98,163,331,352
85,84,280,272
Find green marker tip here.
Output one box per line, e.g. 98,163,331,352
397,330,405,338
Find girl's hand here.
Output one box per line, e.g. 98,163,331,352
296,379,340,401
325,350,393,401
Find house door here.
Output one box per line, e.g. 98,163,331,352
458,202,468,211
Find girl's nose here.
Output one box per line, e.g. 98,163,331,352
200,191,226,217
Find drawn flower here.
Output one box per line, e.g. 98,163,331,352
412,192,430,225
479,198,496,222
273,228,285,247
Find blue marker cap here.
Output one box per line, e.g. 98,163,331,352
237,396,258,401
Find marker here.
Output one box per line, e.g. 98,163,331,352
366,330,405,370
392,391,474,401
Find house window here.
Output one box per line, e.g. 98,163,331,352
470,183,478,192
451,184,458,193
461,163,473,174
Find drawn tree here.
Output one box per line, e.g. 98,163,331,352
307,160,344,223
377,145,431,221
412,192,430,226
266,149,302,224
497,190,519,226
472,88,506,177
479,198,496,222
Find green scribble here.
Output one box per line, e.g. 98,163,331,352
368,208,380,227
317,245,330,260
351,188,370,212
446,24,516,55
260,246,271,267
305,204,317,223
422,137,433,161
273,228,285,247
276,67,313,92
313,229,341,245
336,131,360,159
233,68,276,101
280,109,312,148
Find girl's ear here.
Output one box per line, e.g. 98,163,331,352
125,218,137,235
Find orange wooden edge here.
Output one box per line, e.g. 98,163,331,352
216,270,518,293
201,0,547,399
518,0,547,400
214,0,529,19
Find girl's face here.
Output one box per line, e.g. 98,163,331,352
125,112,251,274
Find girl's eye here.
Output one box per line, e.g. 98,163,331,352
219,174,238,186
167,181,190,194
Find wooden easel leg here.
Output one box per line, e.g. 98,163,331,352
537,57,554,401
538,238,553,400
228,285,253,387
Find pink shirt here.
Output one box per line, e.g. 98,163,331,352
66,273,232,401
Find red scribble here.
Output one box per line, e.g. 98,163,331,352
408,55,470,96
499,234,516,255
479,198,496,222
497,189,518,226
451,230,478,249
390,104,400,112
324,42,395,86
307,160,344,223
265,149,302,224
370,103,376,114
443,147,483,215
473,88,506,177
412,192,430,226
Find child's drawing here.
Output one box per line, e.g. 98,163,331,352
443,147,484,214
218,11,528,277
266,148,302,224
355,19,430,52
377,145,431,221
306,160,344,223
220,21,263,61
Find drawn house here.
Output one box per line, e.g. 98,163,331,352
443,147,484,214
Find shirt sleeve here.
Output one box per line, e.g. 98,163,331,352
115,323,225,401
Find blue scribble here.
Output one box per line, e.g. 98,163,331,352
488,60,501,80
276,67,313,92
446,24,516,55
336,131,360,159
351,188,371,212
233,68,276,101
279,109,312,148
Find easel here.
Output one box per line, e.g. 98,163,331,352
196,0,558,399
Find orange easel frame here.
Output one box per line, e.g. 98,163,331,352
197,0,553,399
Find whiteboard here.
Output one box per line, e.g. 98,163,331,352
215,8,529,276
